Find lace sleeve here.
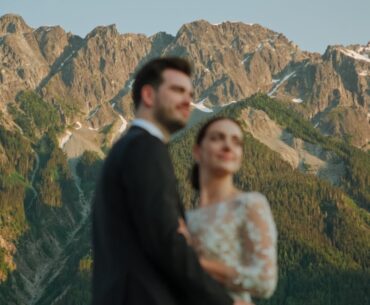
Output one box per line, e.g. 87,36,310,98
232,193,278,298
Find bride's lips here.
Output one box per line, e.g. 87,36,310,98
216,153,235,161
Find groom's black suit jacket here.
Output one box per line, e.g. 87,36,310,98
92,126,233,305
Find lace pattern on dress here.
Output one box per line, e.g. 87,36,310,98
186,192,278,302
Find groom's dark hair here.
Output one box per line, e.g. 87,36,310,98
132,57,192,109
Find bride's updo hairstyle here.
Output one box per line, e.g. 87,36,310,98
191,116,243,191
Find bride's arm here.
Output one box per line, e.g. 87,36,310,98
230,193,278,298
177,219,238,285
198,257,238,284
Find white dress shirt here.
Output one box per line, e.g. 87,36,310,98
131,118,165,142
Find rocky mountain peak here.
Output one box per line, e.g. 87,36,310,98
32,26,72,65
149,31,174,44
178,19,258,34
174,19,291,54
357,42,370,56
0,14,32,35
322,45,342,61
0,14,368,149
34,25,66,36
175,19,247,40
323,44,370,65
176,19,211,33
86,24,119,40
149,31,175,56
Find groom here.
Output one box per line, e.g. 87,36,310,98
92,57,236,305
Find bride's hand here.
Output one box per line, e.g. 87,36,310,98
199,257,237,287
177,218,192,245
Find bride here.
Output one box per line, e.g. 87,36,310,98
178,117,278,304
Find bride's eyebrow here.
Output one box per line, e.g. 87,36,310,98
208,131,231,138
232,135,243,143
208,130,224,137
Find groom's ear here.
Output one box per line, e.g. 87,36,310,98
141,85,155,108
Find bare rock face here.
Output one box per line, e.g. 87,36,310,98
40,24,153,127
0,29,50,102
319,106,370,148
270,43,370,148
0,14,32,35
33,26,72,65
163,20,305,105
240,107,346,185
0,15,368,149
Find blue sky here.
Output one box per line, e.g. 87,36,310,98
1,0,369,53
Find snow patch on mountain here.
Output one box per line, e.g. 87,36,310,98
191,98,213,113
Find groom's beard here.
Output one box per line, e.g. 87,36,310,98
154,101,186,134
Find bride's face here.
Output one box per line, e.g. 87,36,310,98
194,119,243,176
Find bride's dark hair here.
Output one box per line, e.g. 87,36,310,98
191,116,243,190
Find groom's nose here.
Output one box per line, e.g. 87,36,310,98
183,91,193,105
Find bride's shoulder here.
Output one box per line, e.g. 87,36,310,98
234,191,270,208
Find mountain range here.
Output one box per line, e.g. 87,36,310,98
0,14,369,305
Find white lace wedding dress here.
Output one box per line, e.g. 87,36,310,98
186,192,278,302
